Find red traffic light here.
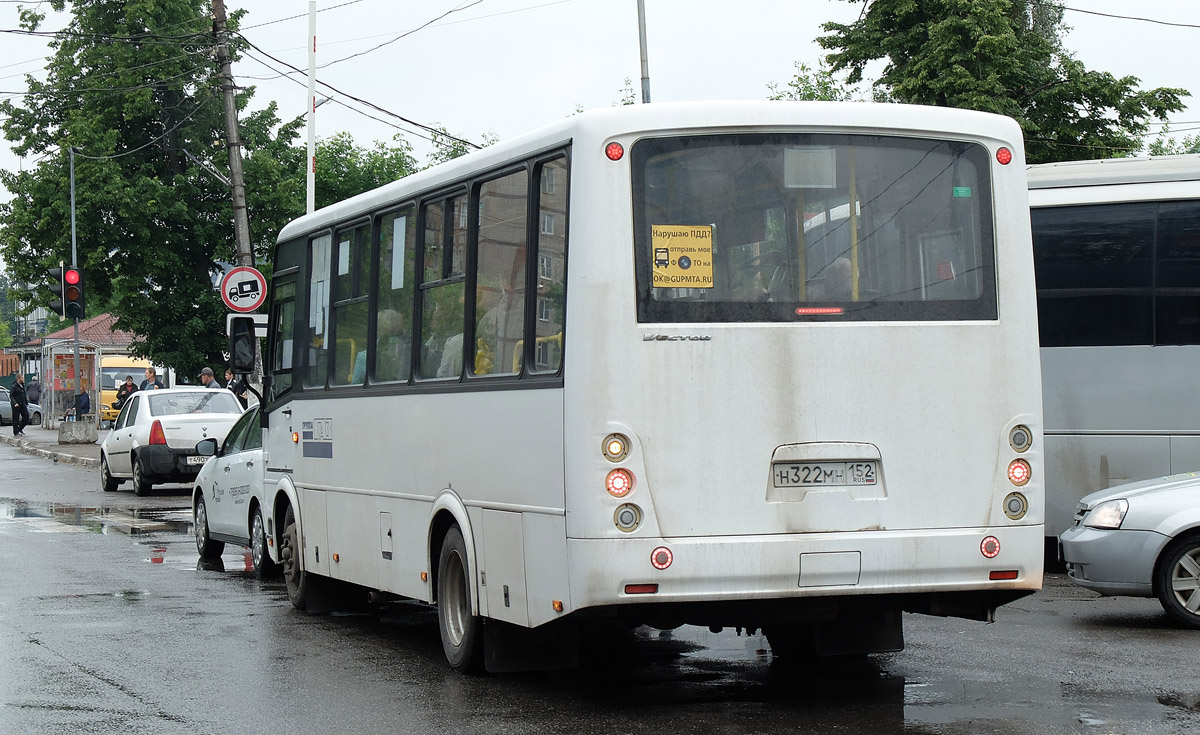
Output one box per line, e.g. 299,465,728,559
65,268,81,285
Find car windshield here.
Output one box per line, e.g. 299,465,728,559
147,391,240,416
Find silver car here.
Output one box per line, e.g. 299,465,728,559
0,385,43,427
1059,473,1200,629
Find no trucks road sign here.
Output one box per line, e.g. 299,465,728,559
220,266,267,313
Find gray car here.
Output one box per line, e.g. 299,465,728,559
0,385,43,428
1059,472,1200,629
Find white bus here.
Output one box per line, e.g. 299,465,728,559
242,101,1044,673
1029,154,1200,539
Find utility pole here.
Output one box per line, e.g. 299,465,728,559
307,0,317,214
212,0,265,394
212,0,253,268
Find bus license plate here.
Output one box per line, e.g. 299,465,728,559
772,461,877,487
186,455,208,466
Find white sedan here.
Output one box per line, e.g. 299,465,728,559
191,404,277,576
99,387,244,496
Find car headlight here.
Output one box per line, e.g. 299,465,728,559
1083,498,1129,530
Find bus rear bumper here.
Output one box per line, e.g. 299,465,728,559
566,524,1044,616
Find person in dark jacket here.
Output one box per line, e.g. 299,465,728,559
225,368,248,409
25,375,41,405
9,373,30,436
115,375,137,409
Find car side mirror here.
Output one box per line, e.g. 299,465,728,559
196,437,219,457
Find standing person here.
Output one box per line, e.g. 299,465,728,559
115,375,137,409
25,375,41,405
225,368,248,409
198,366,221,388
8,373,30,437
140,367,164,391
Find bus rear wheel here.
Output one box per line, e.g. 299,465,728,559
437,526,484,673
281,505,309,610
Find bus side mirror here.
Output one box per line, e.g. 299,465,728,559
229,316,256,373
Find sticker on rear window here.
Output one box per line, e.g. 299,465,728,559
651,225,714,288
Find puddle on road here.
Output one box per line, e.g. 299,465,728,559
0,496,192,535
0,496,261,576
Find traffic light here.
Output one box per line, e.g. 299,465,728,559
47,261,65,317
63,266,85,319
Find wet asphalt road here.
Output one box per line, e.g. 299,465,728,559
1,442,1199,734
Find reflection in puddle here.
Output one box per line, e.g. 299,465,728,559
0,496,192,535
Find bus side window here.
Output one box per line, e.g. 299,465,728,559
374,207,416,383
419,197,467,380
530,157,567,373
473,169,529,376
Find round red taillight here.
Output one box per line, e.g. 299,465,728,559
605,468,635,497
1007,458,1031,486
996,147,1013,165
605,142,624,161
651,546,673,570
981,535,1001,559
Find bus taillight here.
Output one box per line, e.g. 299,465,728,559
605,142,624,161
651,546,673,570
1007,458,1031,486
981,536,1001,558
606,468,635,497
996,147,1013,165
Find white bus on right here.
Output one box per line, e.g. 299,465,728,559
1028,154,1200,540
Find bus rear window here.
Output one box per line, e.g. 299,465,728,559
632,133,997,322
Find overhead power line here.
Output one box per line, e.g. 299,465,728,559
233,32,480,150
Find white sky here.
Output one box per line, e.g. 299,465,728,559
2,0,1200,207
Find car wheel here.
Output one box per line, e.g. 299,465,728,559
30,411,41,426
100,455,121,492
1155,533,1200,629
131,454,152,496
251,505,278,577
195,495,225,559
437,525,484,673
281,505,309,609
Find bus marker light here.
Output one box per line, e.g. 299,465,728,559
996,147,1013,165
420,572,428,582
796,307,844,315
625,584,658,595
606,468,635,497
553,600,564,612
989,570,1019,581
981,536,1001,558
1007,458,1031,486
605,142,624,161
651,546,673,570
603,433,630,462
332,553,340,563
292,432,299,443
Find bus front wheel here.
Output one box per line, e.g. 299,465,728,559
437,526,484,673
281,505,309,610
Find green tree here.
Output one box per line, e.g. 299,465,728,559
423,127,496,168
0,273,13,349
314,132,418,209
1147,124,1200,156
0,1,301,378
767,61,867,102
818,0,1188,162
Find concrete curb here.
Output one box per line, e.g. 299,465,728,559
0,433,100,469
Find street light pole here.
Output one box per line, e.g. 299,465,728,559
307,1,317,214
637,0,652,103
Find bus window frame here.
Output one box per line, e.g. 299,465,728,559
329,216,373,389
